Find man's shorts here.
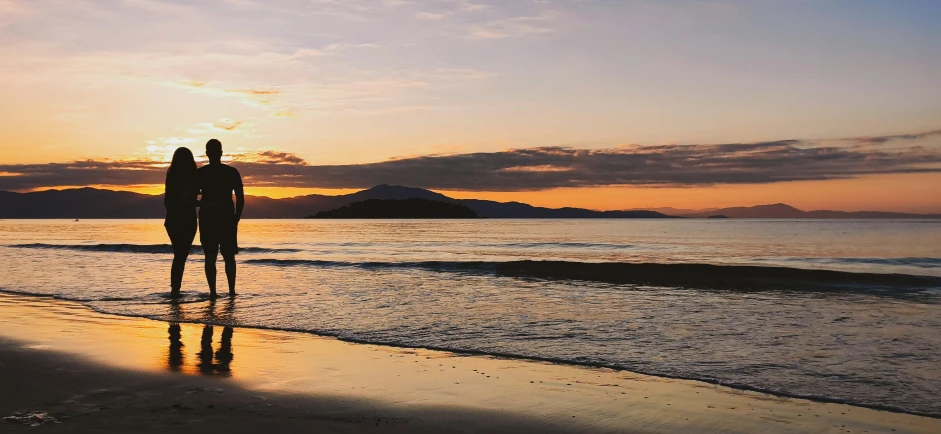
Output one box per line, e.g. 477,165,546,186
199,205,238,256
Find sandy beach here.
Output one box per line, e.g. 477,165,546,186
0,293,936,433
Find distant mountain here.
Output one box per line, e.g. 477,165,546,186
630,206,720,215
681,203,941,219
1,187,936,219
0,188,165,219
682,203,807,219
310,198,479,219
459,199,670,218
0,185,672,219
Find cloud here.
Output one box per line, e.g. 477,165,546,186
469,10,559,39
846,129,941,145
0,0,554,121
244,151,307,165
162,137,197,145
3,131,941,192
213,118,244,131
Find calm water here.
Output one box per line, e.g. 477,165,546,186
1,219,940,416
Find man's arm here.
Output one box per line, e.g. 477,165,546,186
234,171,245,223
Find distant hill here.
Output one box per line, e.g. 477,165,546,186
0,185,672,219
1,186,936,219
0,188,165,219
631,206,720,215
683,203,807,219
681,203,941,219
310,198,479,219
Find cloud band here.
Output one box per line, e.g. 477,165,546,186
2,134,941,192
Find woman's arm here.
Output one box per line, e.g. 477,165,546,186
163,176,173,210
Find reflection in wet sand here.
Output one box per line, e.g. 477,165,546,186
166,322,234,376
216,326,234,375
167,323,183,372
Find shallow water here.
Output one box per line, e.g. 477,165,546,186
0,219,939,416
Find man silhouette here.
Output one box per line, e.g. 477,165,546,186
198,139,244,297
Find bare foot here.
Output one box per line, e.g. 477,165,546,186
209,291,218,299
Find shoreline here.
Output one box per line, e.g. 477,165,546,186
87,303,941,420
2,288,938,419
1,293,939,433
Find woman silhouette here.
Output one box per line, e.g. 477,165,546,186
164,147,200,298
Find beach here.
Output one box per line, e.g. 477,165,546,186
5,0,941,430
3,219,941,417
1,294,937,433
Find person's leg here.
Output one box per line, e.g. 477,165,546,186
220,222,238,296
170,245,187,296
221,249,236,296
166,226,188,297
204,242,219,298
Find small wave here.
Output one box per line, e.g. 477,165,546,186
7,243,302,254
244,258,941,293
0,287,142,303
764,257,941,269
477,242,636,250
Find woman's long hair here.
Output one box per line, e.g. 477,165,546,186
167,147,197,177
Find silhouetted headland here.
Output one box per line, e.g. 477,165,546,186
308,198,479,219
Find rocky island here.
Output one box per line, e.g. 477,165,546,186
308,198,479,219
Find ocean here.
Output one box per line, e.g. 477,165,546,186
1,219,939,416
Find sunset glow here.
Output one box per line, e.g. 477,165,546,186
1,0,940,211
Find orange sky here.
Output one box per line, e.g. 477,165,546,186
2,1,941,212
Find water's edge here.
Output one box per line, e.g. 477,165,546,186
2,290,937,419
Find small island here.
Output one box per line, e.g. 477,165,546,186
308,198,480,219
707,215,730,219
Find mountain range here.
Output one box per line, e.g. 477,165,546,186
678,203,941,219
0,185,937,219
0,185,670,219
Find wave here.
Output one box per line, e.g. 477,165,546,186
0,287,142,303
7,243,302,254
245,258,941,293
762,257,941,269
477,241,637,250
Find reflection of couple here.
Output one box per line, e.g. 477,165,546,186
164,139,245,298
167,323,234,376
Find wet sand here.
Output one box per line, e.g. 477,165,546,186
1,294,938,433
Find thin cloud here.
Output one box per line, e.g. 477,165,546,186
3,131,941,192
469,10,559,39
846,129,941,145
229,88,279,96
213,118,244,131
243,151,308,165
417,12,444,20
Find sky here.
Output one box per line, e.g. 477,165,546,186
1,0,940,212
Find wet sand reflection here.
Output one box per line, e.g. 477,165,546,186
166,299,235,376
167,323,234,376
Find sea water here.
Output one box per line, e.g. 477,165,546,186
0,219,939,416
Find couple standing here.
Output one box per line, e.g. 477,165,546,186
164,139,245,299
